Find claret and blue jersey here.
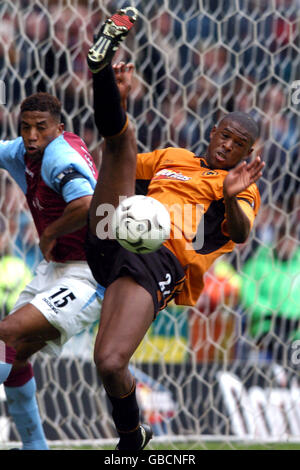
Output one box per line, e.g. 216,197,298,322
0,131,98,262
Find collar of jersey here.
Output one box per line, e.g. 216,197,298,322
198,157,211,169
198,156,229,172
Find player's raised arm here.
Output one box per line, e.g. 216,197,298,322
223,156,264,243
205,112,264,244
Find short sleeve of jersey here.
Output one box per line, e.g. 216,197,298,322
222,184,260,236
222,183,260,237
61,177,94,203
236,183,261,229
237,200,256,228
0,138,24,166
136,149,166,180
0,138,27,193
42,134,97,202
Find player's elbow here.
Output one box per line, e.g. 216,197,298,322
81,195,93,213
232,233,249,244
69,195,92,214
228,216,251,244
231,225,250,244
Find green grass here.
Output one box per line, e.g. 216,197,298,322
50,441,300,451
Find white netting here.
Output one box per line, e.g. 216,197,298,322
0,0,300,449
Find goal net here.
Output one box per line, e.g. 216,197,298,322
0,0,300,449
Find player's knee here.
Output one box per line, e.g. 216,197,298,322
94,350,128,379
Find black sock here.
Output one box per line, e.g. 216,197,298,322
93,65,127,137
107,382,142,450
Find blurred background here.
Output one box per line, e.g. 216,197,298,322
0,0,300,448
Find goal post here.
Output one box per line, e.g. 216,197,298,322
1,0,300,449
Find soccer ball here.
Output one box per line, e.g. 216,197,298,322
111,195,171,254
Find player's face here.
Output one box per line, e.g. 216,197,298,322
21,111,64,160
206,120,254,170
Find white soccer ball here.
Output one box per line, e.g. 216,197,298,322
111,195,171,254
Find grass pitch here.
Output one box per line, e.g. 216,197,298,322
50,441,300,450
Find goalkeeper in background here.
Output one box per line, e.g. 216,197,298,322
85,7,264,450
240,219,300,362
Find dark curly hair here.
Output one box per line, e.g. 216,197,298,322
20,92,62,122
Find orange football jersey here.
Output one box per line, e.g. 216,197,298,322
136,148,260,306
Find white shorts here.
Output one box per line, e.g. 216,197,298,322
11,260,104,356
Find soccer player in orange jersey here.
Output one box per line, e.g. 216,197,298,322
85,7,265,450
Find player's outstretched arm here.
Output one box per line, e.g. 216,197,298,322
223,156,264,243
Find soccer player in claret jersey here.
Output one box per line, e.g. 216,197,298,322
85,8,265,451
0,93,103,449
